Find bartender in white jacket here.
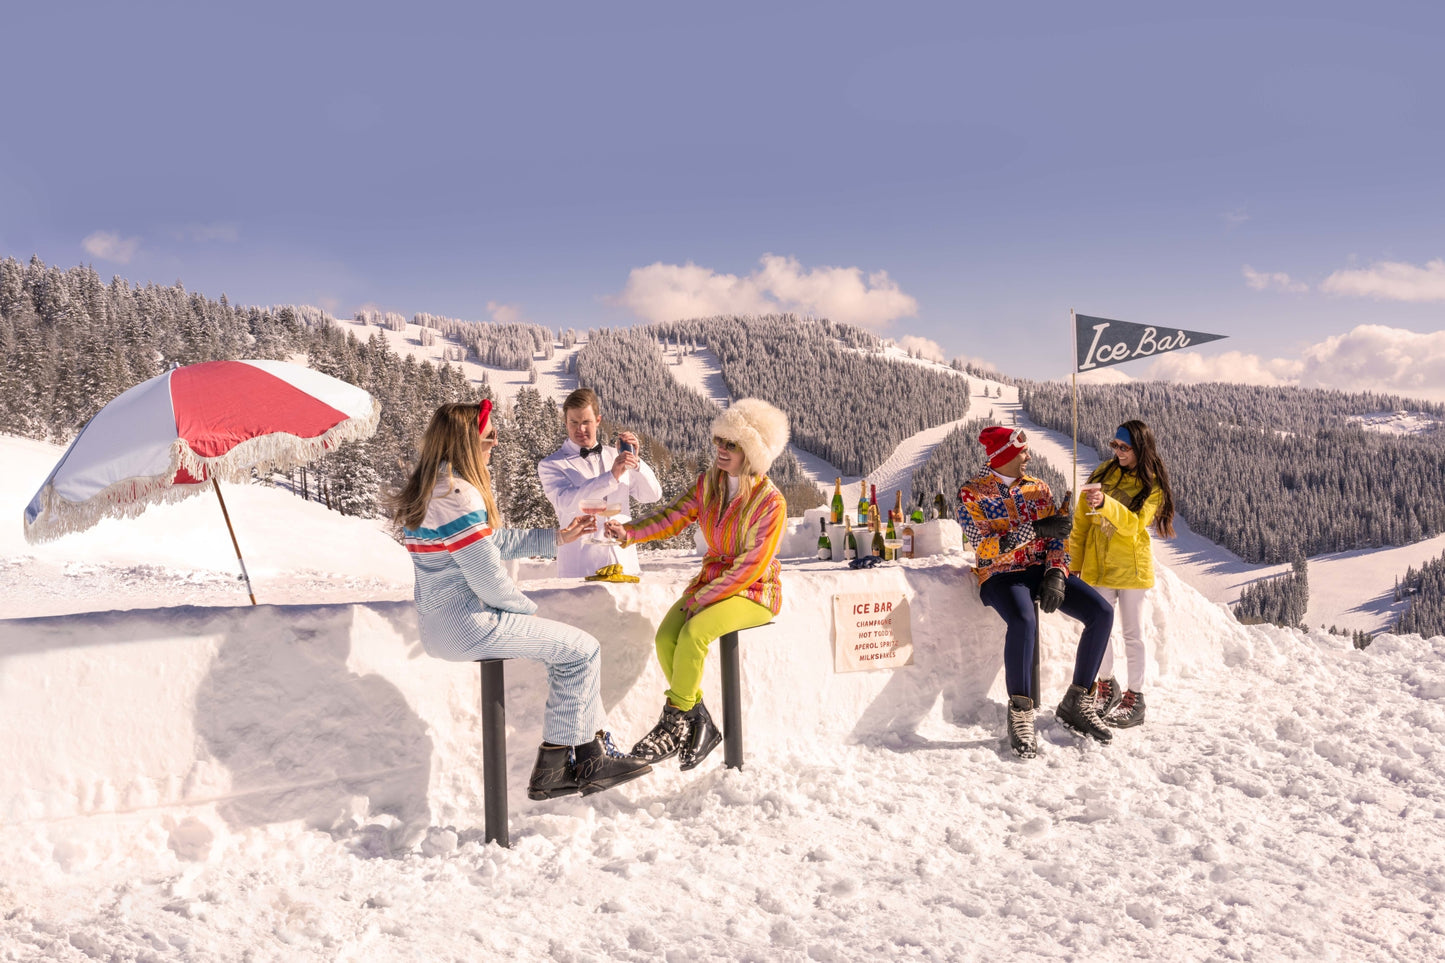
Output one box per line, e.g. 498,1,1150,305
538,388,663,578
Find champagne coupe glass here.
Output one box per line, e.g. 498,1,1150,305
597,496,625,545
1081,483,1103,517
579,497,609,544
882,537,904,562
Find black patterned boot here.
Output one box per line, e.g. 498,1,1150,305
573,731,652,796
526,744,582,800
1007,695,1038,759
679,699,723,771
1056,683,1113,744
1106,690,1146,728
630,702,691,764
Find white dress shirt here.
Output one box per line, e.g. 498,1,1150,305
537,438,664,578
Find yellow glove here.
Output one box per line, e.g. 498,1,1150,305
584,563,640,583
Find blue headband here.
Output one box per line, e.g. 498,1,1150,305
1114,426,1134,448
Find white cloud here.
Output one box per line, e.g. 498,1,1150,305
1075,366,1136,385
486,301,524,324
1295,325,1445,399
82,230,141,264
1145,325,1445,402
1242,265,1308,293
1320,258,1445,302
1146,349,1302,387
612,254,919,329
896,335,946,362
1222,208,1250,228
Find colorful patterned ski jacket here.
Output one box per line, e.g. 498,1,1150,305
1066,462,1163,590
621,472,786,615
956,468,1069,587
402,473,556,658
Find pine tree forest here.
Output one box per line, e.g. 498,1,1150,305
644,315,973,478
1020,381,1445,564
1395,552,1445,639
1234,557,1310,630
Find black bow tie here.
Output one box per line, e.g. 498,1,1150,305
579,444,603,458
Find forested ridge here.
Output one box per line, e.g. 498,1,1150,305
1395,553,1445,639
1020,381,1445,564
645,315,972,477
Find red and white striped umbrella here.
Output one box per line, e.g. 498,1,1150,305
24,359,379,553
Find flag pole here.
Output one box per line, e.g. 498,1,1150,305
214,479,258,605
1070,308,1079,493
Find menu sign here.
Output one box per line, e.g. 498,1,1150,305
832,592,913,672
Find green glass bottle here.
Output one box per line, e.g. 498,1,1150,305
910,493,925,523
857,478,870,527
870,506,885,558
830,477,844,525
843,517,858,560
934,491,948,520
816,517,832,561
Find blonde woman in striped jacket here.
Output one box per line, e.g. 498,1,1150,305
608,398,790,771
392,401,651,801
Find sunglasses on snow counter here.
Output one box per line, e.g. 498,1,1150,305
712,436,740,452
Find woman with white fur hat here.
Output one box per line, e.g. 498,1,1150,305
608,398,790,771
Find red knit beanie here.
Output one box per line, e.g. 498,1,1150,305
979,426,1027,469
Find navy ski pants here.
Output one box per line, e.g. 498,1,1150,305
978,565,1114,699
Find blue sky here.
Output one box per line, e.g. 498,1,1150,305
3,2,1444,392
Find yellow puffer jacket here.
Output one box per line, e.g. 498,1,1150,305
1067,464,1163,589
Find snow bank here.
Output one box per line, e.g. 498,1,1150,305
0,556,1240,868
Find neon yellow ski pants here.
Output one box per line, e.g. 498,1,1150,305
656,596,773,711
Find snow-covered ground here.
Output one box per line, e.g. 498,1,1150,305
333,317,580,407
1349,411,1442,436
3,430,1444,962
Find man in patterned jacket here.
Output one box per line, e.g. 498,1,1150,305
957,426,1114,758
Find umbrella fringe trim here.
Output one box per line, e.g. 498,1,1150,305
23,399,382,544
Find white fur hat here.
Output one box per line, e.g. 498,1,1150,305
712,398,790,474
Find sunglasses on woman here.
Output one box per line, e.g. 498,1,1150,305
712,436,740,452
1109,439,1133,453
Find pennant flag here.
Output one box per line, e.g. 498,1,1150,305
1075,314,1228,373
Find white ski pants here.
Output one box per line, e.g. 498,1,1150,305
1094,587,1149,693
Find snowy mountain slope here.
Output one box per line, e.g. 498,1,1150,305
333,316,580,407
2,434,1443,961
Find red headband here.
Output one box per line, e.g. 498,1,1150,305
478,399,493,437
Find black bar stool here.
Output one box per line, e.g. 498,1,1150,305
718,622,774,771
478,659,509,848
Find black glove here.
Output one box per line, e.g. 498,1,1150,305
1038,567,1067,614
1033,514,1073,539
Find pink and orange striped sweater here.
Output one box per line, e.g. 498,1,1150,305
622,472,786,615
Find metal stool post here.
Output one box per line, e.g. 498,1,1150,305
479,659,509,848
720,630,744,770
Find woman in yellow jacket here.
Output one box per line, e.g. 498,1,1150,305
1068,420,1176,728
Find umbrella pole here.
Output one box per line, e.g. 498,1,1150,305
213,479,257,605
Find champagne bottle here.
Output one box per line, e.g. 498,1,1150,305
843,516,858,560
934,491,948,520
902,519,915,558
857,478,870,527
910,493,925,523
816,516,832,560
892,490,904,526
870,484,878,519
886,512,897,541
830,477,844,525
869,505,885,558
